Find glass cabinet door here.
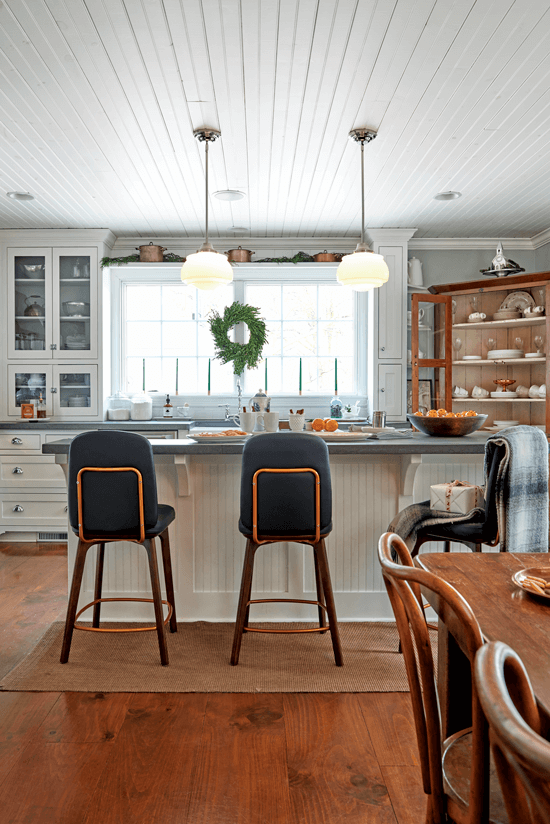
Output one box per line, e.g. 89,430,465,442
53,366,98,417
7,366,52,417
8,249,52,359
53,247,97,358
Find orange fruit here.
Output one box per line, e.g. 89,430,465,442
312,418,325,431
325,419,338,432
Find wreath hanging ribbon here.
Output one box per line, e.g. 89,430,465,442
209,302,268,375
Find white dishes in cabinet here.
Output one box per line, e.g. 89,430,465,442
487,349,523,359
516,385,529,398
498,291,535,312
529,385,541,398
490,391,518,398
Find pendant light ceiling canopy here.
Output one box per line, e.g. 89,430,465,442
337,128,389,292
181,129,233,291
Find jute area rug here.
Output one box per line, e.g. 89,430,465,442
1,621,435,693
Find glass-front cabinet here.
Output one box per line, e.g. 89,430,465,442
7,365,98,418
7,247,97,359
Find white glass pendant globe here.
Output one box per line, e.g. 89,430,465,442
336,251,389,291
181,251,233,291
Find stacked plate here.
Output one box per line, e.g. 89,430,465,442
487,349,523,359
490,391,517,398
67,395,88,407
492,310,521,321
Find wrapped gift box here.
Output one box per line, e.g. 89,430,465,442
430,480,484,514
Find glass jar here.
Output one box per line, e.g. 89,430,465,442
130,392,153,421
106,392,132,421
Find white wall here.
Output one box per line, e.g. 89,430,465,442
535,242,550,273
410,248,537,289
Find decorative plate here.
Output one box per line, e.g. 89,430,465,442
499,291,535,312
188,432,251,443
512,567,550,601
310,431,368,441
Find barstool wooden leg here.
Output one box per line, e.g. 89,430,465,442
144,537,169,666
315,539,343,666
61,539,93,663
313,549,327,630
159,529,177,632
92,542,105,628
231,539,257,665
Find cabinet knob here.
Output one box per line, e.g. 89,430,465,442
12,467,23,474
380,388,385,393
381,346,385,352
12,505,24,513
11,438,23,445
64,506,68,513
51,387,57,393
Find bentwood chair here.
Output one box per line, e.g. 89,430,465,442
476,642,550,824
410,443,505,558
61,430,177,666
231,432,342,666
378,532,507,824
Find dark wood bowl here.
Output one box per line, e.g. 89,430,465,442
407,413,488,437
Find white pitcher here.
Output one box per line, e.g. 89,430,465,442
408,257,423,287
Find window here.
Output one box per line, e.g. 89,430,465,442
123,283,235,394
120,272,360,396
244,282,354,394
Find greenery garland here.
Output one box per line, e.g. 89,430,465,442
100,252,186,268
209,302,268,375
254,251,314,264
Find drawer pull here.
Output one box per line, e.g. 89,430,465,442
64,506,68,512
13,505,24,513
11,438,23,445
12,467,23,474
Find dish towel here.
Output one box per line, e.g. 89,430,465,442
485,425,549,552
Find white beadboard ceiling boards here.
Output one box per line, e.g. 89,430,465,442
1,0,550,239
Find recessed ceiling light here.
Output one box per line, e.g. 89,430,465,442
434,191,461,201
228,226,249,232
213,189,245,201
6,191,35,201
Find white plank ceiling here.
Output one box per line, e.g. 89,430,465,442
0,0,550,238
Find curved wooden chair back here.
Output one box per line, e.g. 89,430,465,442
378,532,488,824
475,641,550,824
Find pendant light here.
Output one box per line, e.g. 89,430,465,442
337,128,389,291
181,129,233,291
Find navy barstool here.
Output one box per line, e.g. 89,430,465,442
231,432,343,666
61,431,177,666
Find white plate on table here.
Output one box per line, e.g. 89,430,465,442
512,567,550,601
310,430,368,441
188,432,251,443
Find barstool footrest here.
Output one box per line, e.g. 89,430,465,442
243,598,329,633
74,597,173,633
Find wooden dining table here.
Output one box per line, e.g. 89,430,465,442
416,551,550,738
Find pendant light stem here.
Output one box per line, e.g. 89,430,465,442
204,139,209,246
360,138,365,245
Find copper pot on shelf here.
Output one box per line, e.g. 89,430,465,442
226,246,254,262
135,242,167,262
313,250,336,262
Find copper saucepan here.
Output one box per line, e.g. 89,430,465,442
135,242,167,262
226,246,254,262
313,250,336,262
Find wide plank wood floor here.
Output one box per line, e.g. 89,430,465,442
0,542,426,823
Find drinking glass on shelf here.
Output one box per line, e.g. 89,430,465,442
514,337,524,351
486,338,496,353
535,335,545,355
538,289,545,308
470,296,479,313
453,337,462,360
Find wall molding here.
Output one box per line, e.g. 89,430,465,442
408,236,536,250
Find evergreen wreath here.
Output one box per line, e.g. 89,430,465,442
209,302,267,375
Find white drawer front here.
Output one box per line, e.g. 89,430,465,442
0,433,41,452
0,456,65,487
44,433,81,442
1,494,67,526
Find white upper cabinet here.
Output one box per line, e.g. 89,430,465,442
8,247,98,360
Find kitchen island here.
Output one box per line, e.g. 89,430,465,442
43,433,490,622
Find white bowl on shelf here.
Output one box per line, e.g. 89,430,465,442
529,385,541,398
463,355,482,360
525,352,542,358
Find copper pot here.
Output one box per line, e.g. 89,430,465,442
135,242,167,262
313,250,336,262
226,246,254,262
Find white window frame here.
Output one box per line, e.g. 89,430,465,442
109,263,368,408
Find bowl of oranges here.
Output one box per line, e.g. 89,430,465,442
407,409,487,437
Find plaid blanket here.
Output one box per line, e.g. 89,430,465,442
388,501,484,552
485,425,548,553
389,425,549,554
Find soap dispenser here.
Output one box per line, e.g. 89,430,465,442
163,394,173,418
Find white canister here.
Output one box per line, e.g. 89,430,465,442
130,392,153,420
408,257,423,287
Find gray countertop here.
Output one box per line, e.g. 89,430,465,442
0,420,194,431
42,432,490,456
